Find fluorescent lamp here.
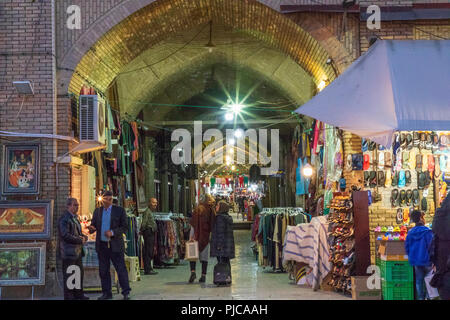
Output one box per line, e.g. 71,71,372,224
13,81,34,95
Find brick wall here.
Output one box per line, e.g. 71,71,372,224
0,0,71,298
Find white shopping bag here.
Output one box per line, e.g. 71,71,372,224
185,240,199,261
424,269,440,299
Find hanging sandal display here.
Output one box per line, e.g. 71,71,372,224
406,133,413,150
402,151,410,169
419,132,426,150
396,208,404,224
391,189,399,207
426,132,433,150
413,132,420,148
398,170,406,188
406,189,413,206
378,171,385,187
416,154,423,172
399,190,407,207
421,197,428,213
405,170,412,187
384,152,392,169
392,171,399,187
369,171,377,188
408,150,416,170
412,189,420,207
385,170,392,187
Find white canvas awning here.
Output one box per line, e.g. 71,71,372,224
295,40,450,147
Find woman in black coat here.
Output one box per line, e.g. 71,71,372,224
431,193,450,300
210,201,235,267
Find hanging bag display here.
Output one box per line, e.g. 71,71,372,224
185,240,199,261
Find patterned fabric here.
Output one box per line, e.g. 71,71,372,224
283,216,331,291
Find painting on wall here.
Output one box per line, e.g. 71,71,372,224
0,200,53,240
0,242,46,286
1,144,40,195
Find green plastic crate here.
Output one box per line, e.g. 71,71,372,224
382,280,414,300
379,260,413,282
376,257,381,267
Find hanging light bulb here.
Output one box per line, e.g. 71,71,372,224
225,112,234,121
302,163,313,177
234,129,244,138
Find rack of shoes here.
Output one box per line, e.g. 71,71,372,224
327,192,356,295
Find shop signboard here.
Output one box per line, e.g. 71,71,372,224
1,144,41,196
0,200,53,240
0,242,46,286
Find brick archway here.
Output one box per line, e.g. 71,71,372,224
58,0,345,96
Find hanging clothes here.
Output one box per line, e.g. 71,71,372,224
296,158,306,195
131,121,139,163
239,176,244,188
254,208,309,270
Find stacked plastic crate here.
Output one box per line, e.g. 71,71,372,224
377,241,414,300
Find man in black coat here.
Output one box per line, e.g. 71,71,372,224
88,191,131,300
431,193,450,300
58,197,89,300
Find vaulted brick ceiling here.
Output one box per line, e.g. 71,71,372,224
69,0,336,114
114,24,315,119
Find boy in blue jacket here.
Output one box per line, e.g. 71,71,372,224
405,210,434,300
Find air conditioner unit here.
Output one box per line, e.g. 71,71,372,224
79,95,106,144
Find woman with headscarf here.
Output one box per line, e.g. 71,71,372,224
210,201,235,279
431,192,450,300
188,194,215,283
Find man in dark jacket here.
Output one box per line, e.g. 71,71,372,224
432,193,450,300
405,210,434,300
88,191,131,300
140,197,158,275
58,198,89,300
210,201,235,272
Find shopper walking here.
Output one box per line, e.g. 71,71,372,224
405,210,434,300
431,193,450,300
58,198,89,300
87,191,131,300
188,194,215,283
140,197,158,275
210,201,235,278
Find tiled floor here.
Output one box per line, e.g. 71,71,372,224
93,230,350,300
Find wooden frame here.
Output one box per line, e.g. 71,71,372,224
0,242,46,286
0,200,53,240
1,143,41,195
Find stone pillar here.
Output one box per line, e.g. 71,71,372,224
181,177,187,215
161,137,170,212
144,136,156,199
172,173,179,213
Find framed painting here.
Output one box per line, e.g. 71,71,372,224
0,242,46,286
1,144,41,195
0,200,53,240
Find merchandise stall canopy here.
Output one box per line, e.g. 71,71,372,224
295,40,450,147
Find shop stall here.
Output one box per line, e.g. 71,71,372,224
294,40,450,299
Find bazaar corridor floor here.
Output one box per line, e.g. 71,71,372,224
103,230,349,300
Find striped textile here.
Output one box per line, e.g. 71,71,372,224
282,216,331,291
